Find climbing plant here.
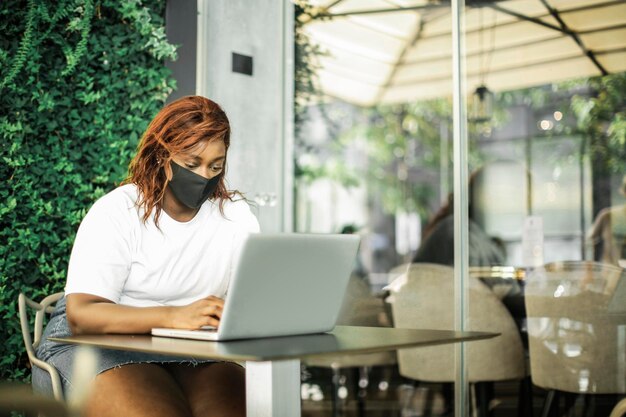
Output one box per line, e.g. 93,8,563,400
0,0,176,381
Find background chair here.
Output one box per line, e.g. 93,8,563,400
386,263,528,417
525,261,626,417
304,275,397,416
610,398,626,417
18,292,65,401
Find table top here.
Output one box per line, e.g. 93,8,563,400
50,325,497,362
469,266,526,281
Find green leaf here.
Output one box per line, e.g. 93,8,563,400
0,0,175,382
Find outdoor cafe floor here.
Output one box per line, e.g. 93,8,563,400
301,365,622,417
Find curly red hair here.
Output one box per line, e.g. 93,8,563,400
123,96,234,225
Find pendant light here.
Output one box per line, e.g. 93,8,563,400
470,8,495,123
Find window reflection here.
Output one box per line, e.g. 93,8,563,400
295,77,626,272
295,0,626,414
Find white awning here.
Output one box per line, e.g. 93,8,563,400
302,0,626,106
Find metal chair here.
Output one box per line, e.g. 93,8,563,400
525,261,626,417
386,263,528,417
18,292,65,401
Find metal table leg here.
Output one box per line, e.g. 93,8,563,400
246,359,301,417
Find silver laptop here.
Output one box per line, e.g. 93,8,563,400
152,233,360,341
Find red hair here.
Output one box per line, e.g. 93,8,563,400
123,96,234,225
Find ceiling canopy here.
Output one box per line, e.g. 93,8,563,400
301,0,626,106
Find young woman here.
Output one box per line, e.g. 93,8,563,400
35,96,259,417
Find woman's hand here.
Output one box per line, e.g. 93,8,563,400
66,293,226,334
169,296,225,330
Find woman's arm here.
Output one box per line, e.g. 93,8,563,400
66,293,224,335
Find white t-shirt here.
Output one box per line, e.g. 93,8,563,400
65,184,260,307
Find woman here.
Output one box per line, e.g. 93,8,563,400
35,96,259,417
412,168,506,268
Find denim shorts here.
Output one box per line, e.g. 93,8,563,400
34,296,215,398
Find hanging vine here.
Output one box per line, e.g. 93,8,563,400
0,0,94,90
61,0,94,76
294,0,324,139
0,0,37,91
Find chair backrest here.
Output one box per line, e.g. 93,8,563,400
525,261,626,394
336,275,391,327
387,263,525,382
610,398,626,417
18,292,65,401
304,275,397,368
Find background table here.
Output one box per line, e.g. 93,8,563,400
52,325,497,417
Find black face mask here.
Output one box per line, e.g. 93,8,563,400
168,161,220,209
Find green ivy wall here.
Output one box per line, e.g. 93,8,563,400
0,0,177,381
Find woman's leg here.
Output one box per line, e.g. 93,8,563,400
84,363,192,417
166,362,246,417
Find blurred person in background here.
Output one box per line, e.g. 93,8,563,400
412,167,506,267
589,175,626,267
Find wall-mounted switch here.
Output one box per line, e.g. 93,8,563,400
232,52,253,76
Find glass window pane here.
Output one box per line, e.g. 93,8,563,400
295,0,626,414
